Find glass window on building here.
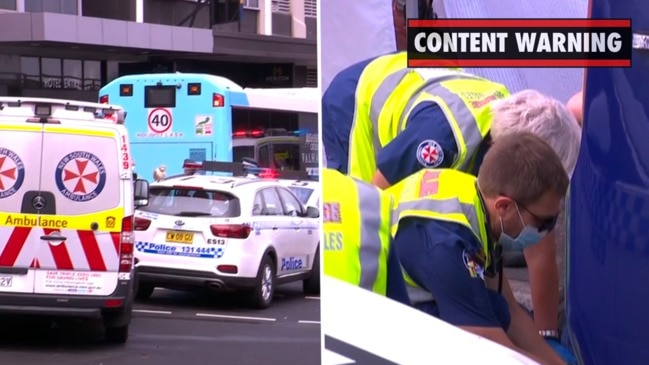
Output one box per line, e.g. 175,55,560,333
21,57,40,89
244,0,259,9
26,0,77,14
63,59,83,90
83,60,101,91
0,0,16,10
41,58,62,89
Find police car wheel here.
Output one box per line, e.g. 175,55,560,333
135,281,155,300
247,255,276,309
303,246,320,295
105,325,129,344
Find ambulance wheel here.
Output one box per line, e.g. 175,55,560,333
303,246,320,295
105,325,129,344
247,255,275,309
135,281,155,300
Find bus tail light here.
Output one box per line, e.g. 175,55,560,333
213,93,224,107
210,224,251,239
99,95,109,104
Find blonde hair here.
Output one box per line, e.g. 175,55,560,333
490,89,582,176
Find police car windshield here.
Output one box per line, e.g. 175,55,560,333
139,187,241,218
287,187,313,205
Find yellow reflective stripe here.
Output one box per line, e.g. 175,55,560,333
0,207,125,232
43,126,115,137
393,198,481,242
322,169,391,295
0,125,42,132
356,179,382,290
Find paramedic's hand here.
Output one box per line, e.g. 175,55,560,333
545,337,577,365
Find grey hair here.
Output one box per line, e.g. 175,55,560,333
490,89,582,176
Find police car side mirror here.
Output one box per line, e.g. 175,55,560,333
134,179,149,207
306,206,319,218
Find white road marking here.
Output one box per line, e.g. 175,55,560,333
195,313,277,322
298,320,320,324
133,309,173,315
305,296,320,300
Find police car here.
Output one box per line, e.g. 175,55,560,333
0,97,150,344
133,161,320,309
322,276,540,365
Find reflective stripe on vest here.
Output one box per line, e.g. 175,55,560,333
357,179,383,290
388,169,490,304
322,169,392,295
347,52,509,181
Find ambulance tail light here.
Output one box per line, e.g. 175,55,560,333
119,215,135,273
213,93,224,108
99,95,109,104
210,224,251,239
134,217,151,231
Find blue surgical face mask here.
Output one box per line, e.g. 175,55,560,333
498,203,548,251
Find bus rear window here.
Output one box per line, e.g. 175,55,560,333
145,85,176,108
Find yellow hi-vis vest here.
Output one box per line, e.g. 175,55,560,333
386,168,491,304
347,52,510,183
322,168,393,295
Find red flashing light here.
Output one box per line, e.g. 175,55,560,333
99,95,109,104
258,169,279,179
213,93,224,107
182,161,203,170
232,129,265,138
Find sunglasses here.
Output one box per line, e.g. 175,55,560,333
501,194,559,233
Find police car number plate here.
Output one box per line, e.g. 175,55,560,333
166,231,194,244
0,276,12,287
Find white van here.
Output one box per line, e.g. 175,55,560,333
0,97,149,344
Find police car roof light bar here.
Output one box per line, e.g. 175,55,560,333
183,160,311,180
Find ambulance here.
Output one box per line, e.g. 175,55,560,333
0,97,150,344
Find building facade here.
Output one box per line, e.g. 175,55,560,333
0,0,318,101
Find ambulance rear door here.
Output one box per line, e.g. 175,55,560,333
33,124,124,296
0,121,43,294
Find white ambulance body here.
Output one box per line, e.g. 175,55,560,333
0,97,149,344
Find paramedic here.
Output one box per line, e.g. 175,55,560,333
321,51,582,342
389,132,576,365
322,167,410,305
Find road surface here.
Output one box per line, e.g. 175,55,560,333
0,282,321,365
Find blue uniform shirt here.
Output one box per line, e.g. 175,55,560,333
322,53,489,182
393,217,511,331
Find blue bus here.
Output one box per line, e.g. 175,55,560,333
99,73,319,182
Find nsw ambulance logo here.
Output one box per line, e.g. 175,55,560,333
55,151,107,202
0,147,25,199
416,139,444,168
